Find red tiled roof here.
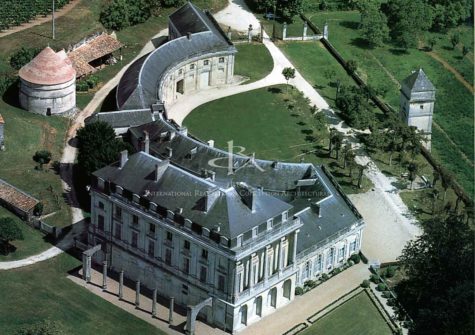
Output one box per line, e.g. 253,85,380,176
0,114,4,124
68,33,123,77
0,180,39,213
19,47,76,85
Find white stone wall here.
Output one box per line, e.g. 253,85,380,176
19,78,76,115
159,53,234,106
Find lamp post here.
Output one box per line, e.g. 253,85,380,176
52,0,56,40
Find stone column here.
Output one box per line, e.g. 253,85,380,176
292,229,300,266
102,261,108,290
279,238,285,273
249,254,255,289
323,22,329,40
119,270,124,300
82,253,88,281
152,288,158,318
169,297,174,324
282,22,287,40
248,24,253,43
303,21,308,40
264,245,271,282
86,255,92,283
135,280,141,308
260,23,264,42
227,26,232,41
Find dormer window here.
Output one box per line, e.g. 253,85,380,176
267,219,273,230
219,57,224,63
252,227,258,238
282,211,288,222
236,234,243,247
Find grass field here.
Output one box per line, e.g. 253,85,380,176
184,85,372,194
0,207,51,261
234,43,274,83
299,10,474,196
0,253,165,335
301,291,393,335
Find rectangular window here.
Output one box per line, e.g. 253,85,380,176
219,57,224,63
131,231,138,248
350,240,357,252
201,249,208,260
252,227,258,238
98,201,104,210
98,215,104,231
183,257,190,274
236,234,243,247
148,240,155,257
282,211,288,222
339,246,345,260
149,223,156,236
165,248,172,265
115,207,122,219
200,266,207,282
184,240,190,250
166,231,173,241
204,60,209,66
182,284,188,295
132,215,139,225
190,64,195,70
114,223,122,239
218,275,225,292
267,219,273,230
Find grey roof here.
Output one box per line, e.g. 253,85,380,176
86,109,155,129
295,167,362,254
93,151,291,239
401,69,435,92
129,118,329,201
116,3,236,110
169,2,210,36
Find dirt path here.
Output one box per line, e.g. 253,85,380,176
428,51,474,93
368,51,400,87
0,0,81,39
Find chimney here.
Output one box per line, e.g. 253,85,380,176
311,203,322,217
120,150,128,168
187,32,192,40
166,147,173,158
207,140,214,148
143,130,150,154
155,164,161,182
235,182,256,212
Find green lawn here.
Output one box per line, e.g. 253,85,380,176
234,43,274,83
0,253,165,335
301,292,393,335
184,85,372,194
299,10,474,196
0,207,52,261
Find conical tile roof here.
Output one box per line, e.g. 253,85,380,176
19,47,76,85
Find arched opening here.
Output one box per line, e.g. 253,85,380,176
254,296,262,317
46,108,51,116
176,79,184,94
240,304,248,325
283,279,292,300
268,287,277,308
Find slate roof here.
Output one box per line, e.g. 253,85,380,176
116,3,236,110
169,2,210,35
86,109,155,129
401,68,435,93
93,152,291,239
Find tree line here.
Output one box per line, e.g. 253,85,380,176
0,0,71,31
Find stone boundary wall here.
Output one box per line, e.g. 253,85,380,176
282,322,308,335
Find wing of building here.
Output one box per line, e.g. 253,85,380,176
85,2,365,333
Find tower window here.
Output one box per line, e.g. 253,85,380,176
420,105,424,109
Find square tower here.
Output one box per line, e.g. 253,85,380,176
400,68,435,150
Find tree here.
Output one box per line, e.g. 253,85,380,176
346,60,358,73
462,45,470,56
0,217,23,254
430,0,472,31
383,0,434,49
450,32,460,49
278,0,304,22
33,150,52,170
282,67,296,92
100,0,151,31
76,121,131,178
359,1,389,47
15,320,68,335
343,145,356,170
432,169,440,187
441,172,453,202
427,36,437,51
395,215,474,335
10,47,41,70
407,161,419,189
335,85,374,130
330,132,343,160
357,163,367,188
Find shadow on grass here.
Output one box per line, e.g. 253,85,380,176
2,81,21,109
339,21,359,30
388,48,409,56
267,87,282,94
350,37,372,50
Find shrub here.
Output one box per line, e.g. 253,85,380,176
86,75,99,89
359,251,368,264
332,267,341,275
0,75,17,96
346,59,357,73
10,47,41,70
76,81,89,92
304,280,317,289
321,273,329,281
377,283,387,291
382,291,392,299
295,286,304,295
350,253,361,264
387,297,396,306
100,0,151,31
347,260,354,266
33,203,44,216
385,266,396,278
361,279,370,288
370,274,380,284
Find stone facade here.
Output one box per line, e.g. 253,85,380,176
400,69,435,150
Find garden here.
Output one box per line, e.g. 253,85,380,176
184,84,372,194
